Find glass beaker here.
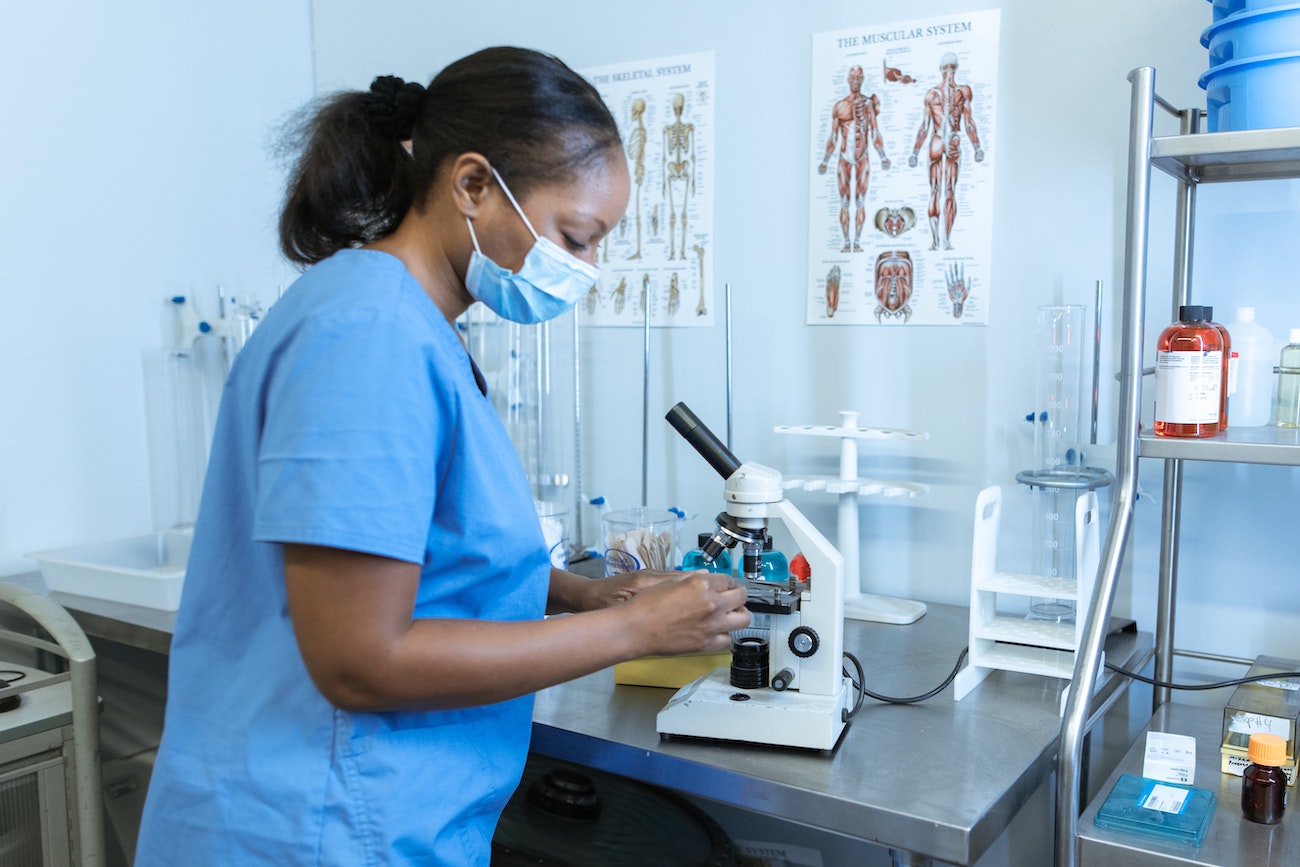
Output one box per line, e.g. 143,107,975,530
602,508,677,575
1028,485,1079,621
535,501,569,570
1027,305,1086,621
1032,305,1086,477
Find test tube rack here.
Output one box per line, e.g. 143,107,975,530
774,411,929,625
953,485,1102,715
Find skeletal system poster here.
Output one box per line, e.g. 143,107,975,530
581,52,715,327
807,11,999,326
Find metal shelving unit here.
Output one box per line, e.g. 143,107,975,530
1055,67,1300,867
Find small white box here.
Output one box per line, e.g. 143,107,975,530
1142,731,1197,785
27,531,191,611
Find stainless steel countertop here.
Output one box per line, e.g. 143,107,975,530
3,571,174,655
1079,702,1299,866
533,601,1149,866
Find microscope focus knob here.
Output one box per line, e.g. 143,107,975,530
788,627,819,658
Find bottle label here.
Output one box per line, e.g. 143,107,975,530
1155,350,1222,424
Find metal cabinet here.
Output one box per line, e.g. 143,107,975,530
1055,66,1300,867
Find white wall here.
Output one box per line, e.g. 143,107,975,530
311,0,1300,684
0,2,314,569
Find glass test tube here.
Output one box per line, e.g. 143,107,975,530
1028,305,1085,622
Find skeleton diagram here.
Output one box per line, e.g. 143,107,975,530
818,65,890,254
625,98,647,261
907,52,984,251
692,244,707,316
662,92,695,260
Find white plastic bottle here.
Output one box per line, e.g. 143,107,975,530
1230,307,1278,426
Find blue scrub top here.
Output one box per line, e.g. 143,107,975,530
135,249,551,866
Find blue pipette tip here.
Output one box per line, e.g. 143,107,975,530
1066,448,1077,465
198,321,212,333
170,295,186,304
1039,411,1048,422
1024,412,1035,422
589,496,606,505
668,507,685,518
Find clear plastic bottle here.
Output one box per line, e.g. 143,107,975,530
1230,307,1278,427
1241,732,1287,825
1154,305,1223,438
1275,328,1300,429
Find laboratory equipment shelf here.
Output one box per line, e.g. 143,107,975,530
1138,424,1300,464
1057,67,1300,867
1078,703,1300,866
1149,125,1300,184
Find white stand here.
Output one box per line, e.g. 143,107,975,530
774,411,929,625
953,485,1103,715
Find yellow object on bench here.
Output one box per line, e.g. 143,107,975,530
613,650,732,688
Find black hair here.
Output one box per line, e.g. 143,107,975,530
278,46,622,267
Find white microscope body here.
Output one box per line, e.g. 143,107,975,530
657,405,852,751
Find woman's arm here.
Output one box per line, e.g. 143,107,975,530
284,544,748,712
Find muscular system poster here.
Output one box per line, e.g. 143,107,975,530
807,11,999,326
581,52,716,328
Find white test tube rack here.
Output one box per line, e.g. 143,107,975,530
774,411,929,625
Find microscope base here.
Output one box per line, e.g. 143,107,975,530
656,667,852,751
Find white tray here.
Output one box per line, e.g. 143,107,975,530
26,531,191,611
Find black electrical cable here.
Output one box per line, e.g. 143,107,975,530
1104,661,1300,692
0,671,27,683
843,646,970,707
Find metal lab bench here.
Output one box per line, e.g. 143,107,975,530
533,601,1151,866
6,571,1149,865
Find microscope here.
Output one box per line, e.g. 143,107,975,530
657,403,853,751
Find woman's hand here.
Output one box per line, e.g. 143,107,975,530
581,568,680,608
620,571,750,656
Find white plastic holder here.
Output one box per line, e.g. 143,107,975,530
774,411,929,625
953,485,1103,715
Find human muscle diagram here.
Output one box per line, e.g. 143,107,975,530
807,12,999,326
582,52,715,327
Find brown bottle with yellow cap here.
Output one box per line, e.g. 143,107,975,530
1241,732,1287,824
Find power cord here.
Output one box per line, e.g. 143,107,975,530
1105,661,1300,691
842,647,970,717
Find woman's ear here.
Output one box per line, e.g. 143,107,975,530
449,153,494,218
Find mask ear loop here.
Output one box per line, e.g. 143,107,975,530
489,167,540,241
464,216,483,251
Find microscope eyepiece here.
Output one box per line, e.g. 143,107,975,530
665,402,742,480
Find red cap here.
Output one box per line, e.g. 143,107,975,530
790,553,811,581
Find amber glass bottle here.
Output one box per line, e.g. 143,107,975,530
1205,306,1232,431
1241,733,1287,825
1154,305,1223,438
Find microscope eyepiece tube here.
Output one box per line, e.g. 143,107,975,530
665,402,743,480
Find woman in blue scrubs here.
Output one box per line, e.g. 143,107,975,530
135,47,750,866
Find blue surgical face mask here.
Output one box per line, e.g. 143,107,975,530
464,168,600,324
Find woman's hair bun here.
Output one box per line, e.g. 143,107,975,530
363,75,426,141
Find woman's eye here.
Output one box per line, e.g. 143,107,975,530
563,235,588,253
